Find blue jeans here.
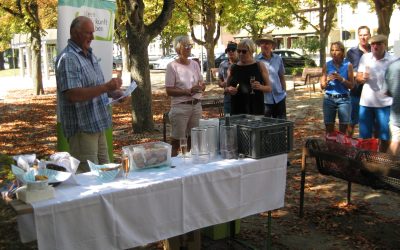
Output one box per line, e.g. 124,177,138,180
350,95,360,125
359,106,390,140
323,94,351,125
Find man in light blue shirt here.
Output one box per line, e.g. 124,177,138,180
256,34,287,119
56,16,124,172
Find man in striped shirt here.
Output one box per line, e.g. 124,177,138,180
56,16,123,172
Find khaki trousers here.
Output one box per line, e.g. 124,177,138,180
68,131,109,173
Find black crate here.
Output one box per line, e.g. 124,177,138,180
220,116,294,159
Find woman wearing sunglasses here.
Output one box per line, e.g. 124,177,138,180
165,35,205,156
226,39,272,115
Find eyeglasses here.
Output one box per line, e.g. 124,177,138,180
237,49,248,54
184,44,193,49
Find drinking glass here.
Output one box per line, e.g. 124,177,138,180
180,137,188,160
250,76,256,94
121,152,130,179
363,65,370,80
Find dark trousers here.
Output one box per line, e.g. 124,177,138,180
264,97,286,119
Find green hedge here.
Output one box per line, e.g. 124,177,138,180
0,154,14,187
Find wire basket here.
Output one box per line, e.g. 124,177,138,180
358,151,400,191
305,139,372,185
221,116,293,158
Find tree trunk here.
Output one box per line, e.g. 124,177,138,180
122,0,174,132
205,42,215,81
319,32,327,67
189,0,221,82
121,44,129,72
0,52,5,70
318,0,336,67
374,0,395,37
127,32,154,132
31,27,44,95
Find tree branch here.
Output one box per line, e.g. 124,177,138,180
287,2,320,32
0,2,24,19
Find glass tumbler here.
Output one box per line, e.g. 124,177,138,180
191,127,209,164
220,124,238,159
204,125,218,160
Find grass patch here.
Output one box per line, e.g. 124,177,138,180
0,69,20,77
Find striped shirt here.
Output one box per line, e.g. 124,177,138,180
55,39,111,138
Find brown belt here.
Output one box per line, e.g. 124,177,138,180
179,99,201,105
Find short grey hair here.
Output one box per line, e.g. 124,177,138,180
173,35,191,54
238,39,256,54
70,16,92,34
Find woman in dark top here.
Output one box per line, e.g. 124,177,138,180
226,39,271,115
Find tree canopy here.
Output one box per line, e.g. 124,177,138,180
224,0,295,40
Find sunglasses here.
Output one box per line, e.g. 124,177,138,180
237,49,248,54
184,44,193,49
226,49,236,53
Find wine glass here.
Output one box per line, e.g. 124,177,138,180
250,76,256,94
180,137,188,160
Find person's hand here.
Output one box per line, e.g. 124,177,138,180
327,72,342,82
219,80,226,88
105,78,123,92
109,89,126,103
191,82,204,94
226,86,238,95
362,72,370,82
251,80,262,91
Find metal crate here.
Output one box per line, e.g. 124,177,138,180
220,116,294,159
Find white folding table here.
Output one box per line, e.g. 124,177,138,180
12,154,287,250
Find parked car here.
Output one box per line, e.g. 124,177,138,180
152,55,176,70
272,50,316,69
203,52,228,72
113,55,123,69
153,54,199,70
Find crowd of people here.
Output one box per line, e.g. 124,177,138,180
56,17,399,171
321,27,398,154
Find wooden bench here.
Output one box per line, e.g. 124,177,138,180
293,67,322,97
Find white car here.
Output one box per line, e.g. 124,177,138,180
152,54,199,70
152,54,177,70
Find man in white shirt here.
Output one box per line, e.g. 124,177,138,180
356,34,395,152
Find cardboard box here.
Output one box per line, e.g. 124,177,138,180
166,230,201,250
202,220,240,240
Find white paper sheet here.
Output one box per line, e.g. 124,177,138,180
106,80,137,105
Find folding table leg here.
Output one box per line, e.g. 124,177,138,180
267,211,272,250
347,181,352,204
299,146,308,217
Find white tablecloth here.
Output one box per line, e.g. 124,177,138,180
18,154,287,250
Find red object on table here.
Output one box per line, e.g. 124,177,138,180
325,131,378,152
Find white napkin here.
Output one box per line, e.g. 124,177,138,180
49,152,79,174
48,152,80,185
13,154,36,171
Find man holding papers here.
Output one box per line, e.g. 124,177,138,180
56,16,125,172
